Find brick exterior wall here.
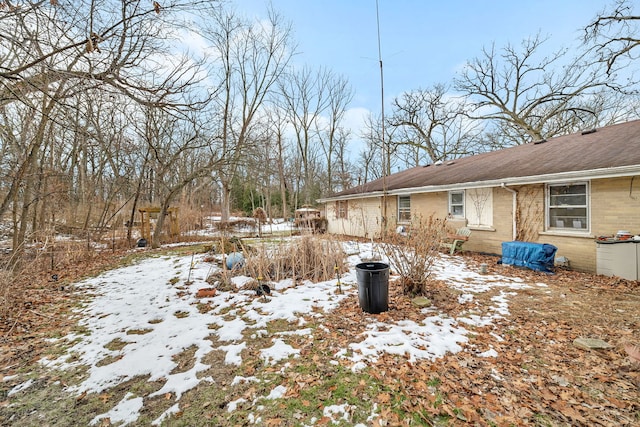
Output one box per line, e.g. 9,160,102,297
325,176,640,274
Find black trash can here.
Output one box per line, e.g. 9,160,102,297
355,262,389,314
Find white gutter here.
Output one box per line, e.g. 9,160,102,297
318,164,640,203
501,183,518,241
318,191,387,203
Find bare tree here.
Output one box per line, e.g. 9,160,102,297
278,66,334,204
331,127,356,193
0,82,69,254
389,84,483,164
0,0,212,109
0,0,217,257
358,113,396,182
455,34,620,146
263,105,293,218
138,107,219,248
315,73,354,194
584,0,640,75
203,7,295,222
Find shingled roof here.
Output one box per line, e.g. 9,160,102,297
323,119,640,200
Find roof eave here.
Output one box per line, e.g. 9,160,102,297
319,165,640,202
317,190,386,203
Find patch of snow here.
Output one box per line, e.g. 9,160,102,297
219,342,246,365
324,403,354,423
8,379,34,396
152,402,180,426
347,317,469,364
231,375,260,386
90,392,143,426
478,348,498,358
227,397,247,412
260,338,300,365
458,293,474,303
265,385,287,399
28,239,547,425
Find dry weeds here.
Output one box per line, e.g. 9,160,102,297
240,235,346,283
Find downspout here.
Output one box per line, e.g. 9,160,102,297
501,183,518,241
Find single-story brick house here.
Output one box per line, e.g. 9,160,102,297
318,120,640,274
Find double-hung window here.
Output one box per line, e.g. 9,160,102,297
547,182,588,231
449,190,465,218
398,195,411,222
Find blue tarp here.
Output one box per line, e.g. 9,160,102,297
500,241,557,273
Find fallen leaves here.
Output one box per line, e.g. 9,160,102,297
624,343,640,364
2,248,639,425
75,391,87,403
376,392,391,404
333,253,640,425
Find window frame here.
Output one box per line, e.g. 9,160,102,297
546,181,590,232
397,195,411,223
336,200,348,219
448,190,465,218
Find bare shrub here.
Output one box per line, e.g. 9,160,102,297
381,215,447,295
212,236,244,254
253,208,267,237
242,235,345,283
215,218,256,232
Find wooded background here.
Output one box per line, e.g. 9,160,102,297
1,0,639,252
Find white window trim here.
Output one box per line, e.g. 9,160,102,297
448,190,465,219
545,181,590,234
398,195,411,223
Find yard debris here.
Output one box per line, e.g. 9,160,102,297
1,245,639,425
411,296,431,307
196,288,217,298
624,343,640,364
573,337,613,350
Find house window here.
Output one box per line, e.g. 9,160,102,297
449,191,465,218
398,195,411,222
336,200,348,219
547,182,588,231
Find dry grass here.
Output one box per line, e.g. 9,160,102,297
381,215,447,295
241,235,346,282
0,269,25,326
0,237,119,330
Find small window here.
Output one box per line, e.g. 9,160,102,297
449,191,465,218
336,200,348,219
398,195,411,222
547,183,588,231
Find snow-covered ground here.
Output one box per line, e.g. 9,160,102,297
9,237,546,425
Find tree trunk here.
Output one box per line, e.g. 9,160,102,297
220,182,231,222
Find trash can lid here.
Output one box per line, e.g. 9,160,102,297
355,262,389,271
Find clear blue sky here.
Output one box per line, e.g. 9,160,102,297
235,0,613,137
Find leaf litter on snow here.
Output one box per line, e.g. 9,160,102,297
16,240,551,425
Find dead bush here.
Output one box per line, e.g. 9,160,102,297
215,218,256,232
211,236,244,254
381,215,447,296
205,270,236,291
241,235,345,283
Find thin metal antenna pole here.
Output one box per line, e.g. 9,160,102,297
376,0,388,231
